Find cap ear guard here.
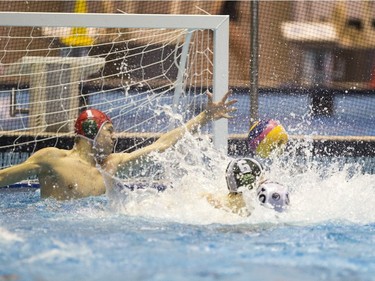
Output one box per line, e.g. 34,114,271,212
81,119,99,139
225,158,264,193
256,180,290,212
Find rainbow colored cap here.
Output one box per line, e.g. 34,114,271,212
248,119,288,158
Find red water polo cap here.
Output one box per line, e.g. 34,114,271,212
74,109,112,139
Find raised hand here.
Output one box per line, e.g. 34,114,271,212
204,90,237,121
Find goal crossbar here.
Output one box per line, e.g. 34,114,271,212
0,12,228,30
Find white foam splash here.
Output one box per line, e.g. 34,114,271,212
24,239,93,264
106,131,375,225
0,227,24,243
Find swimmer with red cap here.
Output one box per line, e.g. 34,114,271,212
74,109,115,163
74,109,112,140
0,90,237,200
74,109,115,164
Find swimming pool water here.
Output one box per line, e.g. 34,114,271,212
1,188,374,281
1,89,375,281
1,135,375,281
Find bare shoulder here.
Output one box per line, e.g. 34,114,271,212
28,147,69,161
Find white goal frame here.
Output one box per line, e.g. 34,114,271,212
0,12,229,151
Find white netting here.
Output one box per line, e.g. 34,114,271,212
0,22,216,167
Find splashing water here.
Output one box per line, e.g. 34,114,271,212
2,131,375,281
2,89,375,280
105,130,375,226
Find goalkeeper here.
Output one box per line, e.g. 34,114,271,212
0,91,237,200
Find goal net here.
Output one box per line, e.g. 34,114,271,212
0,12,229,169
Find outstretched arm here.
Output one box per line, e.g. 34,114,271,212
0,162,37,187
0,152,43,187
152,90,237,151
109,90,237,168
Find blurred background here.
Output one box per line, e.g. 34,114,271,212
2,1,375,89
1,1,375,160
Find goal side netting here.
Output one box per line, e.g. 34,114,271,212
0,12,229,168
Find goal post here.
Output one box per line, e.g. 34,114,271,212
0,12,229,164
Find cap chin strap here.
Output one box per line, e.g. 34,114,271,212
93,120,109,144
76,120,110,153
76,133,94,143
92,121,111,163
